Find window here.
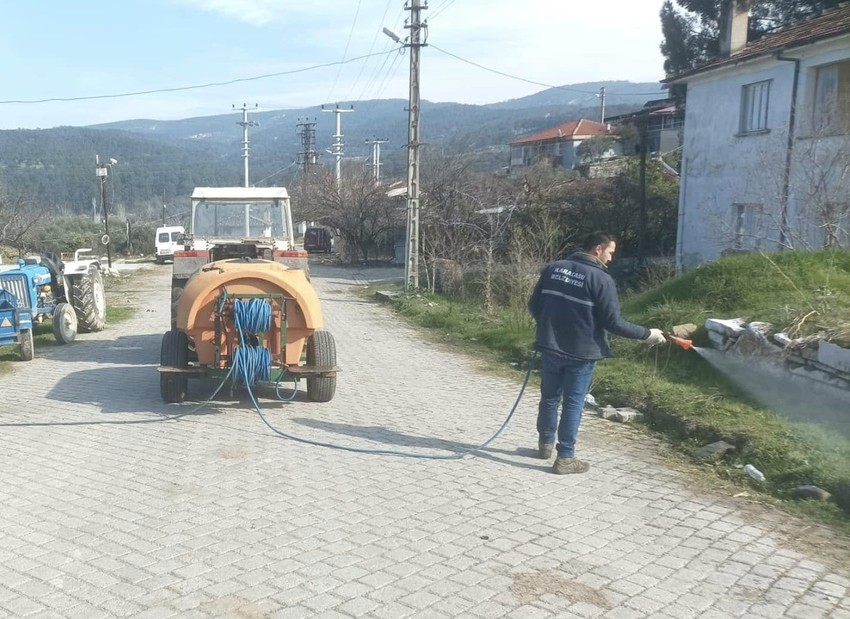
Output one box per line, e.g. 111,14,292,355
731,203,763,249
740,80,771,133
813,61,850,134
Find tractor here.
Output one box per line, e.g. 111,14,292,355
0,289,34,360
0,248,107,346
159,187,337,403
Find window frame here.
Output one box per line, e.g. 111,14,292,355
811,61,850,136
739,80,772,134
731,203,764,249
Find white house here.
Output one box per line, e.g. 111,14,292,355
669,1,850,271
508,119,616,173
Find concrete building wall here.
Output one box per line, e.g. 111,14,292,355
676,35,850,270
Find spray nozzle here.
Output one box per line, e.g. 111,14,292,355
667,334,694,350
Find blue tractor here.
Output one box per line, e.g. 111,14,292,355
0,249,107,350
0,288,34,360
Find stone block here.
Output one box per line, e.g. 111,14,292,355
691,440,736,461
773,332,791,347
610,407,643,423
800,346,819,361
672,323,698,338
374,290,401,303
599,405,619,420
707,330,731,351
794,486,832,501
747,322,773,336
817,341,850,374
705,318,746,337
730,330,776,356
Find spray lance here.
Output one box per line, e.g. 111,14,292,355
666,333,694,350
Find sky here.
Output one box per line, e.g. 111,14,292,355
0,0,667,130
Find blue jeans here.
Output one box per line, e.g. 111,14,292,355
536,352,596,458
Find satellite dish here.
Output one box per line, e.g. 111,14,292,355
101,234,110,245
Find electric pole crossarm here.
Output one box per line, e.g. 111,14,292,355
365,138,389,185
322,104,354,188
234,103,258,187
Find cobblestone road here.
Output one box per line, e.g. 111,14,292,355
0,262,848,618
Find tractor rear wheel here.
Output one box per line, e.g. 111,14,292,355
20,328,34,361
306,330,337,402
52,302,78,344
160,330,189,403
71,265,106,332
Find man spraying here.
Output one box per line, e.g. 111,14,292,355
528,232,666,474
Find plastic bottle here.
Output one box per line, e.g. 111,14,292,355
744,464,766,482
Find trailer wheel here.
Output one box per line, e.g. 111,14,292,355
52,302,78,344
160,330,189,403
306,330,336,402
20,328,34,361
71,265,106,332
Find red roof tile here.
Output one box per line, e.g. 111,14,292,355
510,119,611,145
670,5,850,82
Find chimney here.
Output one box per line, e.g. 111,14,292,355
719,0,750,57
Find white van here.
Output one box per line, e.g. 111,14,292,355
155,226,185,264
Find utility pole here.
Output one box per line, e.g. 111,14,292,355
638,116,648,267
365,138,389,185
95,155,113,268
599,86,607,124
296,118,319,182
322,104,354,188
404,0,427,290
234,103,258,187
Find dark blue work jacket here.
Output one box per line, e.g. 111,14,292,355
528,252,649,360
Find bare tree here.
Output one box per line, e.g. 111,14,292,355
305,167,401,263
704,119,850,254
0,189,47,256
419,155,482,293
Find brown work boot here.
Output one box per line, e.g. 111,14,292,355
552,457,590,475
538,442,554,459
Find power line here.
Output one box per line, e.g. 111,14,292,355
429,44,668,97
374,48,407,99
430,0,459,20
356,6,407,102
345,0,396,101
0,50,396,105
253,162,298,186
325,0,364,103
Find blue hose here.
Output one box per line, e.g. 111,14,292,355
231,299,273,385
220,295,537,460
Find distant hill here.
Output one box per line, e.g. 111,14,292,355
486,80,667,110
0,82,659,214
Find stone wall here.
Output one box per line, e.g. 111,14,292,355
704,318,850,391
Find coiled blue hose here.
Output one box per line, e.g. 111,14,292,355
231,299,273,384
233,345,271,384
234,298,272,334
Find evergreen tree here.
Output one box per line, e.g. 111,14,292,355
660,0,840,76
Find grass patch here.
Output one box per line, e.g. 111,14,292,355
369,250,850,529
106,305,134,323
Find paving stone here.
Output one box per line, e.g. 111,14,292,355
0,264,847,618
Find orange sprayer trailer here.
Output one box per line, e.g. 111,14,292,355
158,187,337,404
